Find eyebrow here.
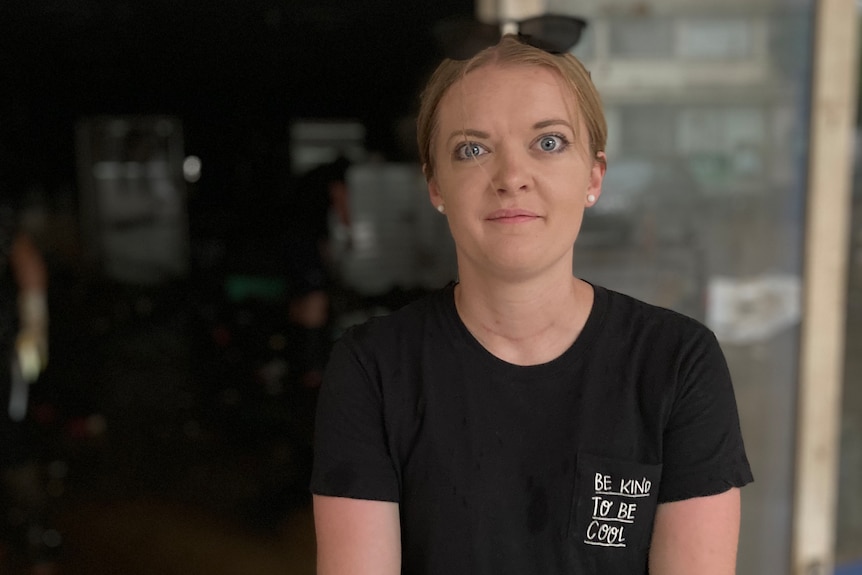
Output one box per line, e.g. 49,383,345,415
446,128,489,144
533,119,574,131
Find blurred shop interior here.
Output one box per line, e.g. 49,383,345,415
0,0,860,574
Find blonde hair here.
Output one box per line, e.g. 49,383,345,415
417,34,607,179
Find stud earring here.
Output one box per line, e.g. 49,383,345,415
437,204,446,214
586,194,596,204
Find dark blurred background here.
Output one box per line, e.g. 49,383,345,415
0,2,472,573
2,2,862,574
0,0,471,201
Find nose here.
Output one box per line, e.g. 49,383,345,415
492,145,531,194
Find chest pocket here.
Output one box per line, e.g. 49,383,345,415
569,452,663,574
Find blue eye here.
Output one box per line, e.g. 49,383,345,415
533,134,571,154
537,135,566,152
455,142,487,160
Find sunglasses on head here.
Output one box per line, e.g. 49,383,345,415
432,14,588,60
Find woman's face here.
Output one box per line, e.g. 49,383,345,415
428,63,606,283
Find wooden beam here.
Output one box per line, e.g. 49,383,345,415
793,2,859,575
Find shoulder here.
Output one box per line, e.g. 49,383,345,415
320,287,453,420
598,286,715,349
337,286,451,359
589,286,728,402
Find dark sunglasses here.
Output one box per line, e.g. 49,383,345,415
432,14,588,60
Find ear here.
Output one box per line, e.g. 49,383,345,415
587,152,607,202
426,165,444,210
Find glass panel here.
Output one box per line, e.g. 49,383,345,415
569,17,595,61
579,2,814,573
678,106,767,189
676,19,755,60
836,130,862,567
618,105,675,156
609,17,674,58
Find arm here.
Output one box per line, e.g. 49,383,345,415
648,487,741,575
10,231,49,381
651,327,751,574
10,231,47,292
314,495,401,575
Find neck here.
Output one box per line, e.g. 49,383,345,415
454,269,593,366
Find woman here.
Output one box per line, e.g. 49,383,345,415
311,35,753,574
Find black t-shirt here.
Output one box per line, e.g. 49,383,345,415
311,283,753,575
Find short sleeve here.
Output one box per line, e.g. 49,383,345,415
658,329,754,503
310,331,400,502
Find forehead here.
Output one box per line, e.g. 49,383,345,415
436,63,576,129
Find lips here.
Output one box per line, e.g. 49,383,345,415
486,209,540,222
